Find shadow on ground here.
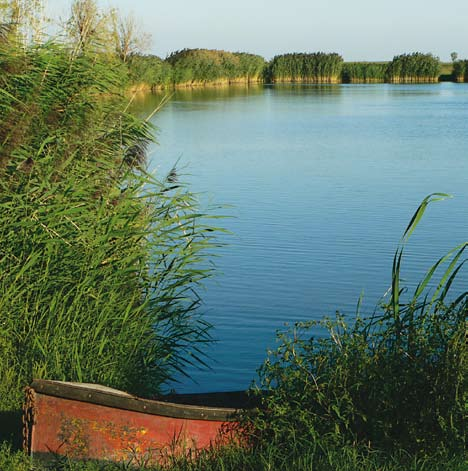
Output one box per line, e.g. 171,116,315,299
0,411,23,449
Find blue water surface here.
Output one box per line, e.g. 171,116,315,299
131,83,468,392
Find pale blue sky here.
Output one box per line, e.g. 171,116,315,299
46,0,468,61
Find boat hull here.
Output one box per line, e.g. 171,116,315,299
25,380,247,464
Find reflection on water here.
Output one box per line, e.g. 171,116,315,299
131,83,265,112
132,83,468,393
264,83,343,96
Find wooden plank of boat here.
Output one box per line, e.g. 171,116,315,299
24,379,251,465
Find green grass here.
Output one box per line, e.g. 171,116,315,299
1,442,466,471
440,62,453,75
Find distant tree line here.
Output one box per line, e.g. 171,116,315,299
124,50,468,89
124,49,266,90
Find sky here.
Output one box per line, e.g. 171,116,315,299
45,0,468,62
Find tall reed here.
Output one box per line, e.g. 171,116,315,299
267,52,343,83
126,54,173,90
452,60,468,82
0,20,219,411
341,62,387,83
166,48,266,86
386,53,441,83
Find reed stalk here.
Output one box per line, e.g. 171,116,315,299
0,19,219,411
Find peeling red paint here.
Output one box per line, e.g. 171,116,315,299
28,382,243,464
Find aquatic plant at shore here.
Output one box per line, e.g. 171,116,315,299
126,50,448,89
252,194,467,455
127,53,173,89
0,19,219,411
342,62,387,83
267,52,344,83
386,53,441,83
166,48,266,86
453,59,468,82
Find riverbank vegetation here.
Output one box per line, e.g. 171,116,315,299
30,0,452,89
342,54,442,84
0,0,218,414
1,196,467,468
1,441,467,471
1,1,467,470
124,49,266,91
385,53,441,83
453,59,468,82
342,62,387,83
166,49,266,86
125,51,455,89
266,52,344,83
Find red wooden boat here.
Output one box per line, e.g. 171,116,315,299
24,379,252,465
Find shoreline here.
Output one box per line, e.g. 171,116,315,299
127,77,465,95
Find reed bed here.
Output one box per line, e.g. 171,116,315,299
126,54,173,90
0,24,219,412
452,60,468,82
386,53,441,83
166,49,266,86
125,51,452,88
342,62,387,83
267,52,343,83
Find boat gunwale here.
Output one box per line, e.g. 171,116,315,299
30,379,244,421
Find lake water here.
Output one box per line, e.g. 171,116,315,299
131,83,468,393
